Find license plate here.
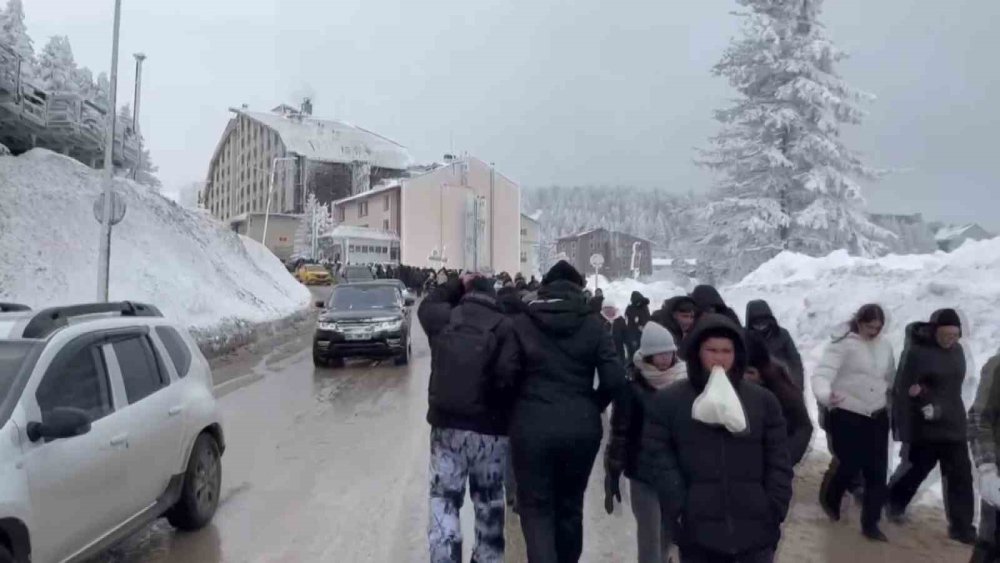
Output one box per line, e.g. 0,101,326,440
345,332,371,341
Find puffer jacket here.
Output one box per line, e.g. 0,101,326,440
969,353,1000,469
636,315,793,555
606,358,686,480
745,300,805,391
893,317,968,443
507,280,627,416
812,332,896,418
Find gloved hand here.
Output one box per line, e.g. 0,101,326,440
604,472,622,515
921,404,940,421
978,464,1000,508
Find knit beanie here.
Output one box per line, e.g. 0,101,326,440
932,308,962,329
542,260,585,287
638,321,677,357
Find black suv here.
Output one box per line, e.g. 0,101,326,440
313,282,413,367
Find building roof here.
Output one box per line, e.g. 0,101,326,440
934,223,993,242
232,108,413,170
331,181,402,207
320,224,399,242
556,227,651,244
520,212,541,226
227,211,302,225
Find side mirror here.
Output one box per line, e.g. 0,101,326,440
27,407,91,442
315,300,326,309
404,297,415,306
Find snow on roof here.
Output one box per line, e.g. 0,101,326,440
331,182,402,206
520,212,541,225
557,228,605,241
321,224,399,242
234,108,413,170
934,224,991,242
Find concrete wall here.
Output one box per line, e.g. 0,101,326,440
335,188,401,235
233,213,300,261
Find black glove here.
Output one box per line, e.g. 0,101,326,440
604,472,622,515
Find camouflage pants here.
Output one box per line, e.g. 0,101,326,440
429,427,508,563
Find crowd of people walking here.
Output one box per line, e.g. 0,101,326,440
415,259,1000,563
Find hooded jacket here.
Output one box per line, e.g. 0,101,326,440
636,315,793,555
418,280,519,435
508,280,627,417
745,300,805,391
746,332,813,466
969,353,1000,469
690,285,742,327
625,291,652,335
650,295,697,346
812,331,896,418
892,313,968,443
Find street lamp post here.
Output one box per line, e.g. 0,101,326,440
261,156,296,247
130,52,146,181
96,0,123,302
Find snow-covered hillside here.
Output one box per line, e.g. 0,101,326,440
0,149,311,331
599,238,1000,406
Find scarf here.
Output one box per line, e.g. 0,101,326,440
633,352,687,390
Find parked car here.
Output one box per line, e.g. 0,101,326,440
0,302,224,563
339,265,375,284
313,283,413,368
295,264,332,285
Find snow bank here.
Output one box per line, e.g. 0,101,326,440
0,149,311,332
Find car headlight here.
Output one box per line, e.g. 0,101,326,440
375,319,404,332
318,321,338,331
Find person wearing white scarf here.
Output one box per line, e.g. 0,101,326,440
605,321,685,563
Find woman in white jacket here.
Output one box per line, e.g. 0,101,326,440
813,304,896,542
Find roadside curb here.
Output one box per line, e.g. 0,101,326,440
190,306,314,361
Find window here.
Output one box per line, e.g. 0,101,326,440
521,251,527,263
113,336,167,404
156,327,192,378
384,195,390,211
336,207,345,222
383,219,390,231
349,245,356,252
359,201,369,218
521,228,527,236
37,344,113,423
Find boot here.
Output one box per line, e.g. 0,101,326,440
862,525,889,543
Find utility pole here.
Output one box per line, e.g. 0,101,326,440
96,0,123,302
130,52,146,181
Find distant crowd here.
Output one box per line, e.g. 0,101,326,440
413,259,1000,563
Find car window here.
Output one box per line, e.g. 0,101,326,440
329,286,400,310
36,344,113,422
113,336,167,404
156,326,192,378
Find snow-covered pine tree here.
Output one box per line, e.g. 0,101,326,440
292,193,333,259
72,66,94,97
0,0,35,80
135,146,161,189
37,35,77,92
699,0,893,280
95,72,110,106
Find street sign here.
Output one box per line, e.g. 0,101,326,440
92,191,127,226
589,253,605,269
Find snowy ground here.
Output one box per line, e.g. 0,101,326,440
0,149,311,335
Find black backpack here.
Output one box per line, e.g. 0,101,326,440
429,306,503,417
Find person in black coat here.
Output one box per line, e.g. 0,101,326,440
690,284,741,327
589,288,605,313
745,300,805,391
506,260,627,563
636,314,793,563
650,295,697,346
745,332,813,467
625,291,652,359
598,301,629,367
887,308,976,544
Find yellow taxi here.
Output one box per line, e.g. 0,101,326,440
296,264,332,285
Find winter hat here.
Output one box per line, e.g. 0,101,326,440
932,308,962,329
469,276,496,295
542,260,585,287
638,321,678,357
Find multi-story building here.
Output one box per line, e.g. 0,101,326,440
331,156,521,274
201,101,412,256
520,212,541,277
556,228,652,279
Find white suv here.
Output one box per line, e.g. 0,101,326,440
0,302,225,563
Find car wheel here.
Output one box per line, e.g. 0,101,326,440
167,433,222,531
0,544,12,563
312,350,328,367
394,341,410,366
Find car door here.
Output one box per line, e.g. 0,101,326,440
21,337,130,563
105,332,185,513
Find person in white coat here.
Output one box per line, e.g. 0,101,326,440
812,304,896,542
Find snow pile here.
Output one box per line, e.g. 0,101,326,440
0,149,311,331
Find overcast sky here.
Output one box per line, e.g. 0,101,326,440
25,0,1000,229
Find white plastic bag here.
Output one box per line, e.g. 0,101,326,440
692,365,747,433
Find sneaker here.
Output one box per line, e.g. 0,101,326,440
863,526,889,543
949,528,978,546
885,504,906,524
